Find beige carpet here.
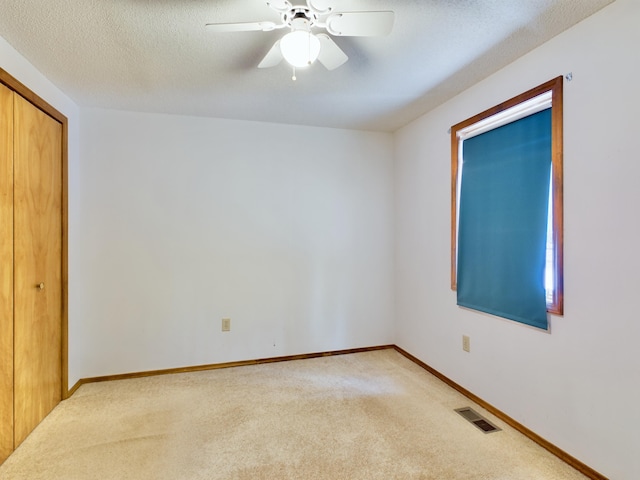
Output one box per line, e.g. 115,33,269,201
0,349,587,479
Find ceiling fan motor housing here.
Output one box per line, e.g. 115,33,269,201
283,7,318,31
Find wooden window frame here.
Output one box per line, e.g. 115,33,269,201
450,76,563,316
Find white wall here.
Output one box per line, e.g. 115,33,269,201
1,31,394,390
76,108,395,381
394,1,639,478
0,35,82,392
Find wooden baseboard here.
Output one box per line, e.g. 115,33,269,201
392,345,608,480
67,344,394,397
67,343,607,480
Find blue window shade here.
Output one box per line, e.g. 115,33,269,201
457,109,552,329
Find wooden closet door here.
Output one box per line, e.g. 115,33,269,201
0,83,14,461
12,93,62,447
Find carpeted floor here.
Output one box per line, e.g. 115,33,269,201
0,349,587,479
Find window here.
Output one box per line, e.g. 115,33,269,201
451,77,563,327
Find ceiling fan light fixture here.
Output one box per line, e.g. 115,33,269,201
280,30,321,68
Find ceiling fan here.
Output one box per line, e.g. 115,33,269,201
206,0,394,77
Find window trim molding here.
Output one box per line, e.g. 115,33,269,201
450,76,563,315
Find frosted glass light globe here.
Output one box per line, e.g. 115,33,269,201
280,31,321,68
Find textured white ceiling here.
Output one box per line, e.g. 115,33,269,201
0,0,614,131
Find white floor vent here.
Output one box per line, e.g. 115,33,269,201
454,407,501,433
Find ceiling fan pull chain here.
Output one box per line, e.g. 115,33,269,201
292,66,297,81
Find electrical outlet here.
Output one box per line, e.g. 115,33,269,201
462,335,470,352
222,318,231,332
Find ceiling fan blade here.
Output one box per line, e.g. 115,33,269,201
316,34,348,70
266,0,292,13
326,11,394,36
206,21,278,33
258,40,283,68
307,0,333,14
